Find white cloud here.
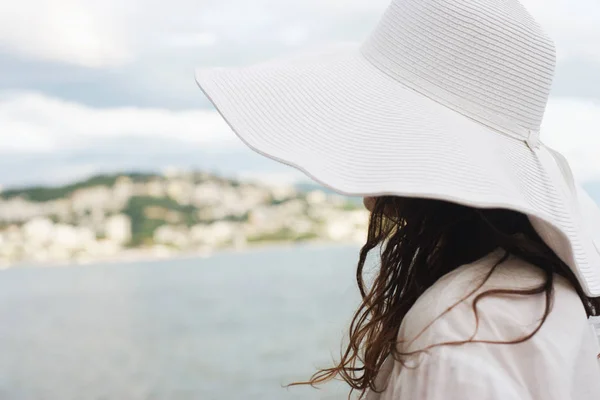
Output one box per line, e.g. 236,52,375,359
0,91,234,153
176,0,600,64
2,0,598,68
278,25,312,47
542,98,600,183
523,0,600,63
164,33,218,48
1,91,599,184
0,0,131,67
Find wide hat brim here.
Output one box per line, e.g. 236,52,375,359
196,43,600,297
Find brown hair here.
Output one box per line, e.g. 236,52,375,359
290,196,600,399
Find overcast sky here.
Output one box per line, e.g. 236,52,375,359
0,0,599,188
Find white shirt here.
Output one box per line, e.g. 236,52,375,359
367,251,600,400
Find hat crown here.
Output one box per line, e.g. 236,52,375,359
361,0,556,135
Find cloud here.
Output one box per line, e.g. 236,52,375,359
552,58,600,101
0,0,131,68
278,25,312,47
0,1,597,194
0,135,303,188
541,98,600,183
0,0,598,116
0,91,234,153
523,0,600,63
1,90,599,186
164,33,219,48
2,0,598,68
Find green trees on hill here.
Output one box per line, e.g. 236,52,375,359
0,171,366,249
123,196,199,246
0,173,156,202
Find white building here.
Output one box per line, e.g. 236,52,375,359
22,217,54,245
306,190,327,205
52,224,96,250
104,214,132,245
324,210,370,242
269,185,297,201
190,221,237,247
71,186,114,214
0,198,45,222
112,177,134,209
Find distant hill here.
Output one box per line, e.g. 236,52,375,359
0,170,369,267
0,172,238,203
0,173,157,202
4,171,597,207
0,171,351,204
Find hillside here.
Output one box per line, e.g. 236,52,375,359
0,172,368,267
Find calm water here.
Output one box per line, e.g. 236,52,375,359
0,245,366,400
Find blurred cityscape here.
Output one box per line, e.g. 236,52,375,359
0,171,369,268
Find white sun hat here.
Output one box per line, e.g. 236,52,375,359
195,0,600,297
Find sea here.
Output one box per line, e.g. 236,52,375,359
0,244,368,400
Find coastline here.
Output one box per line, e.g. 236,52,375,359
2,240,362,270
0,172,370,272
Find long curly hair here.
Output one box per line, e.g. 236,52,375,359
290,196,600,399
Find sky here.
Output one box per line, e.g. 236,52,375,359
0,0,599,189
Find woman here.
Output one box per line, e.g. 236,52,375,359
196,0,600,398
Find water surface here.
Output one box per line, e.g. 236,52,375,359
0,245,364,400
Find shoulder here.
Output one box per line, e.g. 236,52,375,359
398,251,588,353
375,253,598,400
